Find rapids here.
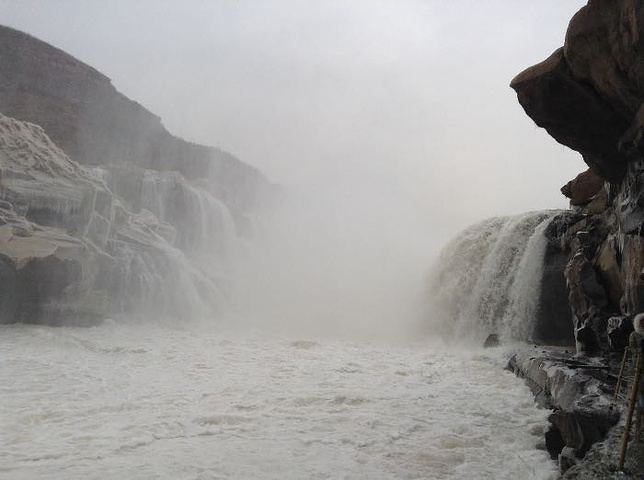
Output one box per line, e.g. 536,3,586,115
0,323,556,480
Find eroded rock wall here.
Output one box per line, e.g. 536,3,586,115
0,25,275,325
0,25,273,216
512,0,644,355
0,112,230,324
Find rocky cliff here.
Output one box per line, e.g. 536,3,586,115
506,1,644,475
0,25,274,325
512,0,644,357
0,25,272,218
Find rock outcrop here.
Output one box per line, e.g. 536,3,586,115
0,25,274,325
0,25,273,218
510,1,644,475
0,112,227,324
510,0,644,183
560,169,604,206
509,348,619,463
512,0,644,357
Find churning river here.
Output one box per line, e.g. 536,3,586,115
0,322,557,479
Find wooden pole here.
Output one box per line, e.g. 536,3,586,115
619,351,642,471
615,347,630,399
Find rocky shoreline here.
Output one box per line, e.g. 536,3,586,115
509,347,644,478
506,2,644,476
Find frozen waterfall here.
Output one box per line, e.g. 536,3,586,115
91,165,243,321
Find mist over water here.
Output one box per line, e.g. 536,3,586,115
0,323,557,480
230,184,434,339
0,2,589,478
0,172,561,478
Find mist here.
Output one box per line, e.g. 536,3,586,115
1,3,601,477
2,1,587,336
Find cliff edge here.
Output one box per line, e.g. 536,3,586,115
0,25,273,215
0,25,275,325
512,0,644,357
511,1,644,476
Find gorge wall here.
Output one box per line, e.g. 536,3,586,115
0,25,274,325
510,0,644,355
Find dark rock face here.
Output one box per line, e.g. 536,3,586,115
511,0,644,183
607,315,634,350
545,424,565,460
512,2,644,474
534,244,575,346
509,349,620,472
561,169,605,206
512,0,644,357
483,333,500,348
511,48,630,182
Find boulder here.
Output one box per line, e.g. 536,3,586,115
581,186,608,215
561,169,605,206
559,446,578,474
510,348,620,469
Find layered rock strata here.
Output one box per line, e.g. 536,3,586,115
0,26,274,325
0,113,227,324
0,25,273,220
509,349,619,467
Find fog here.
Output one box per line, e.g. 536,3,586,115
4,1,588,333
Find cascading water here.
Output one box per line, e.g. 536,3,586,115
426,210,560,344
139,169,239,267
1,118,559,479
91,165,243,320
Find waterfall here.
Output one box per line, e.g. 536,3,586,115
426,211,560,344
89,165,243,321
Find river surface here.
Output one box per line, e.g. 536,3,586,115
0,322,557,479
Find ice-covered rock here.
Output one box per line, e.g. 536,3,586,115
0,113,235,325
0,24,275,326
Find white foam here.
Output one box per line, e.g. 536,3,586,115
0,323,557,480
426,211,560,344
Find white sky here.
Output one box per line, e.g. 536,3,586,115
3,0,587,253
